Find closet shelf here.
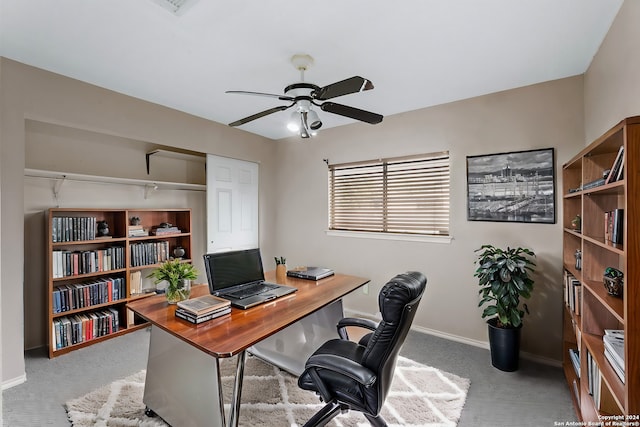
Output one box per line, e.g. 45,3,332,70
24,168,206,192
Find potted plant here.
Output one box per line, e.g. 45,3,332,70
148,259,199,304
474,244,536,371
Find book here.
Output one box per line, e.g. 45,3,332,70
604,329,624,338
130,271,142,295
177,294,230,316
569,348,580,378
604,346,625,383
611,208,624,245
605,146,624,184
175,306,231,324
615,149,625,181
603,329,625,383
582,177,606,190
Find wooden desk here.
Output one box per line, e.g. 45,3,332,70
127,272,369,427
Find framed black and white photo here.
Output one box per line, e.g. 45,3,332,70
466,148,555,223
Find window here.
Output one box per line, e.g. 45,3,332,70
328,152,450,237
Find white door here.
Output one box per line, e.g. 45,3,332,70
206,155,259,253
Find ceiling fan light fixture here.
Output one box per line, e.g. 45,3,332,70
300,111,311,138
287,111,301,132
308,110,322,131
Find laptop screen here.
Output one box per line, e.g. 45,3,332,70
203,248,265,294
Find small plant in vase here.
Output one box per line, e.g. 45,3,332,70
148,259,198,304
275,256,287,283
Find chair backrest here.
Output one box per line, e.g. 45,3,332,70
361,271,427,414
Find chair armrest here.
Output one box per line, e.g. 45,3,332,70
305,354,377,387
337,317,379,340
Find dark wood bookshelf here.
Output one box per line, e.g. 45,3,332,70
46,207,192,358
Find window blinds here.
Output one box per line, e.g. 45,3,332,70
328,152,450,236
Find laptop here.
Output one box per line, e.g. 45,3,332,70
203,248,297,309
287,266,335,281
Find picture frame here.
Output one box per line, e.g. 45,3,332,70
466,148,555,223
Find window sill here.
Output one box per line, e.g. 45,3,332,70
326,230,452,244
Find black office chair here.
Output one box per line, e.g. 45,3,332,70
298,271,427,427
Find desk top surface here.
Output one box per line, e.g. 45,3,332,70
127,272,369,358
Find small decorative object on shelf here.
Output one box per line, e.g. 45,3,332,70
147,259,198,304
603,267,623,298
574,250,582,270
97,220,109,237
275,256,287,283
173,246,185,259
130,216,141,225
571,214,581,232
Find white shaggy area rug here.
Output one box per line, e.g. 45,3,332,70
65,356,470,427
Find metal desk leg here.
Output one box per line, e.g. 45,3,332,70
143,326,225,426
215,358,226,427
229,350,247,427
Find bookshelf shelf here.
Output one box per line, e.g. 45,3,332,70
128,232,191,242
46,207,192,358
562,116,640,420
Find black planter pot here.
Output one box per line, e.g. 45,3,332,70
487,318,522,372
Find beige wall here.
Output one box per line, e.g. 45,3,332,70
585,0,640,140
1,58,276,386
272,76,585,362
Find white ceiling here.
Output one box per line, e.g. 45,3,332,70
0,0,623,140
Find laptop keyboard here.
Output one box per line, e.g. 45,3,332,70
224,282,278,299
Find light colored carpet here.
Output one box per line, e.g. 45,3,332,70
65,355,470,427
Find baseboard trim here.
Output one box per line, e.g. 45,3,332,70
2,372,26,390
344,308,561,368
411,324,489,349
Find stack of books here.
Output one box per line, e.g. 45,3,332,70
603,329,625,383
150,225,181,236
175,294,231,324
128,225,148,237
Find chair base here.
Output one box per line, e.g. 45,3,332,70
302,398,388,427
363,412,388,427
302,399,344,427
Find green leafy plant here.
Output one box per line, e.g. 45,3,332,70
274,256,286,265
474,245,536,328
147,259,198,303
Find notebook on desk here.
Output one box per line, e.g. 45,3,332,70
203,248,297,309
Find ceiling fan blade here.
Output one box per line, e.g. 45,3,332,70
313,76,374,100
228,105,292,127
226,90,294,102
320,102,383,124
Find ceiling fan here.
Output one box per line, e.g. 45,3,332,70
226,54,383,138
